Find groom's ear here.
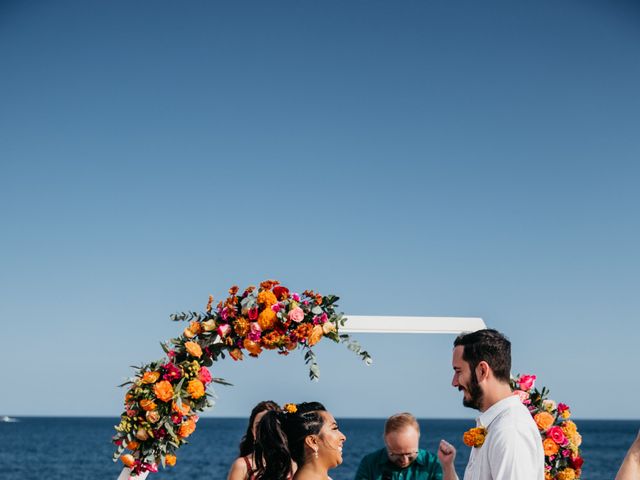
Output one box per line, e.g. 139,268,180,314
476,361,491,382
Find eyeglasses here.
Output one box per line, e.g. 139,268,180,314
386,449,419,461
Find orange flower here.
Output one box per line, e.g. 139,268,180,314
258,308,277,330
205,294,214,313
463,427,487,447
153,380,174,402
187,379,205,399
260,280,279,290
234,317,250,337
172,401,191,415
178,418,196,438
183,327,196,338
189,321,202,335
229,348,244,361
228,285,239,296
120,454,135,467
243,338,263,356
556,468,577,480
534,412,554,431
257,290,278,306
308,325,324,346
141,371,160,384
126,441,139,450
139,399,157,411
295,323,313,339
184,341,202,358
165,454,177,467
543,438,559,456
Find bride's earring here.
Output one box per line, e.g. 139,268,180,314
313,448,319,459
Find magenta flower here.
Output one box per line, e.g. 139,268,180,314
162,362,182,382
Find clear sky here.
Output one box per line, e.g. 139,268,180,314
1,0,639,420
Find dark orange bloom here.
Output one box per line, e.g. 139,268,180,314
228,285,239,296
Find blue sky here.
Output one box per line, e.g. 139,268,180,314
1,0,639,420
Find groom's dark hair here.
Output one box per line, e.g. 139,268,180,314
454,329,511,383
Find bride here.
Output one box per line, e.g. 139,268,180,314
253,402,346,480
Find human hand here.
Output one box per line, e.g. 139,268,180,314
438,439,456,467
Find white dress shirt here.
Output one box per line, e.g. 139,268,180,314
463,395,545,480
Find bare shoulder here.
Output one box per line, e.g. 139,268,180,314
227,456,248,480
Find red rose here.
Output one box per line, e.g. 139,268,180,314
273,286,290,300
571,456,584,469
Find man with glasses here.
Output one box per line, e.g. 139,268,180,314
354,412,458,480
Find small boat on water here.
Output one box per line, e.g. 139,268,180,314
1,416,18,422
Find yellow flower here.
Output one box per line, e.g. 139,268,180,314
308,325,324,346
463,427,487,447
187,379,205,399
183,327,196,338
184,341,203,358
284,403,298,414
322,321,336,334
561,410,571,419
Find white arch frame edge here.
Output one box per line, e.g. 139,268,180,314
117,315,486,480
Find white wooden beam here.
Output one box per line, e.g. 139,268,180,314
341,315,486,334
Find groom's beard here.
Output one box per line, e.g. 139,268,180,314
462,368,484,410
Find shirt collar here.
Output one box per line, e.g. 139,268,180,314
477,394,520,428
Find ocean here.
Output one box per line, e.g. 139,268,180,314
0,417,637,479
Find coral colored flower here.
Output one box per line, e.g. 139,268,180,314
139,399,157,411
184,341,202,358
463,427,487,447
126,441,139,450
153,380,174,402
518,374,536,391
288,307,305,323
198,366,212,385
547,426,568,446
178,419,196,438
258,308,277,330
534,412,555,431
243,338,263,356
543,438,560,456
141,371,161,384
121,454,135,467
187,379,205,399
165,454,177,467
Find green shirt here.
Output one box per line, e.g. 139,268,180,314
354,448,443,480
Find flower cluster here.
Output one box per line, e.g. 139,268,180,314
463,427,487,448
113,281,370,477
512,374,584,480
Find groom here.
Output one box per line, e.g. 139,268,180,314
451,329,544,480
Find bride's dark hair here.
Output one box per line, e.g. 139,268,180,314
254,401,327,480
238,400,281,457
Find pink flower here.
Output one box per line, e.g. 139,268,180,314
562,449,571,457
167,350,176,359
248,322,262,340
292,293,300,302
557,403,570,414
162,362,182,382
217,324,231,337
248,307,258,320
547,426,568,446
288,307,305,323
271,303,281,312
198,366,212,385
513,389,530,403
221,307,229,321
518,374,536,391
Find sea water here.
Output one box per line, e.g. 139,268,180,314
0,417,637,479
